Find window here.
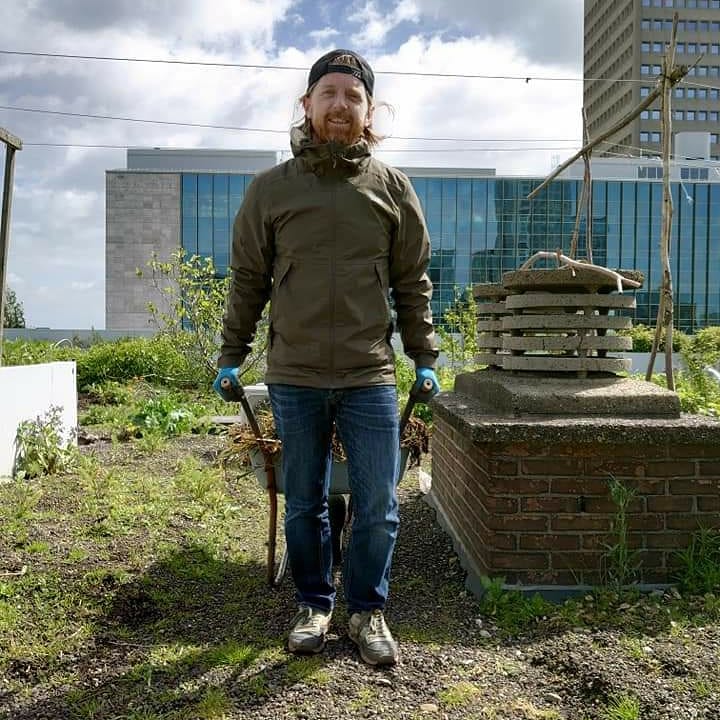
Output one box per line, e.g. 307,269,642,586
687,88,696,98
641,0,650,5
677,20,686,30
698,111,707,121
641,110,650,119
681,167,709,180
640,86,651,97
710,89,719,100
711,133,719,143
688,43,697,54
686,20,697,31
698,21,709,31
677,42,686,53
651,132,661,142
653,64,662,75
699,0,709,6
687,110,696,120
710,111,719,122
698,66,708,77
698,88,707,99
640,131,650,142
638,166,664,178
675,87,685,98
641,41,651,53
712,44,719,55
653,42,663,53
641,18,651,29
675,110,685,120
641,64,650,75
652,110,661,120
699,44,709,54
711,21,720,31
709,66,720,77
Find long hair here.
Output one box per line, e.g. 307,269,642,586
294,54,392,148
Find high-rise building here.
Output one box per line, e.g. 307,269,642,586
584,0,720,159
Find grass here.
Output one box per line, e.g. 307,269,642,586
2,384,720,718
600,694,640,720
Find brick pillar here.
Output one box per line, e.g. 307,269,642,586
429,371,720,596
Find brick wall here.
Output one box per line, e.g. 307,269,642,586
430,397,720,589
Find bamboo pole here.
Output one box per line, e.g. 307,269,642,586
646,14,679,388
527,57,699,202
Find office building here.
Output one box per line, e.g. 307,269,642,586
106,149,720,333
584,0,720,159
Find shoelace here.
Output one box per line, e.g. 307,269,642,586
366,611,389,640
296,608,325,632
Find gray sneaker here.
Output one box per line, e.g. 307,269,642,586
348,609,398,665
288,605,332,654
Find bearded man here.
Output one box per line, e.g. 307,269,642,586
214,49,439,666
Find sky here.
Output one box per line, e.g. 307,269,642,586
0,0,585,329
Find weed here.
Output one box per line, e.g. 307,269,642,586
14,406,76,479
348,687,376,712
0,477,42,520
205,640,257,669
192,686,233,719
285,655,330,685
602,476,641,587
477,576,553,635
174,457,225,506
674,528,720,594
601,694,640,720
437,680,482,707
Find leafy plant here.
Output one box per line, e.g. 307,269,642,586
619,323,688,353
602,476,641,588
437,286,480,374
477,575,552,635
130,395,208,438
140,249,269,385
14,406,76,479
674,528,720,594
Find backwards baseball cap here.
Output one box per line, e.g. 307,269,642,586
307,49,375,97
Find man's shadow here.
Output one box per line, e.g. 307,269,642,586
5,488,491,720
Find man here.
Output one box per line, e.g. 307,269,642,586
213,49,439,666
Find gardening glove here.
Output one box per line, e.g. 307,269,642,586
213,367,241,402
412,367,440,402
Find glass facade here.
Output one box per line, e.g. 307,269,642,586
181,173,720,332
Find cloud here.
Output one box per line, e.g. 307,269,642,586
1,0,584,328
412,0,583,69
349,0,420,48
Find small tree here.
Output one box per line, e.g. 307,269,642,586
437,286,479,375
138,249,268,384
3,287,25,328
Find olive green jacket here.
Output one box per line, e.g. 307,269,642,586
218,129,438,387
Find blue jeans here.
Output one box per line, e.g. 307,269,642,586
267,384,400,614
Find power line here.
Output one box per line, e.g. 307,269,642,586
22,141,580,153
0,48,648,84
0,103,581,143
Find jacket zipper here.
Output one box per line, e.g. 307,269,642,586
329,154,337,386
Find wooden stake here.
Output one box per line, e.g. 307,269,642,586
646,14,678,389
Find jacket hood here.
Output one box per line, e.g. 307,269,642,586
290,126,371,175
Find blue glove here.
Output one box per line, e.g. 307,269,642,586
213,367,241,402
413,367,440,401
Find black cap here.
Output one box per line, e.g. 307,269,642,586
307,49,374,97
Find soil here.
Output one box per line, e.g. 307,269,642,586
1,433,718,720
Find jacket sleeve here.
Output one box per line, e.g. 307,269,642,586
218,177,274,368
390,176,439,369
